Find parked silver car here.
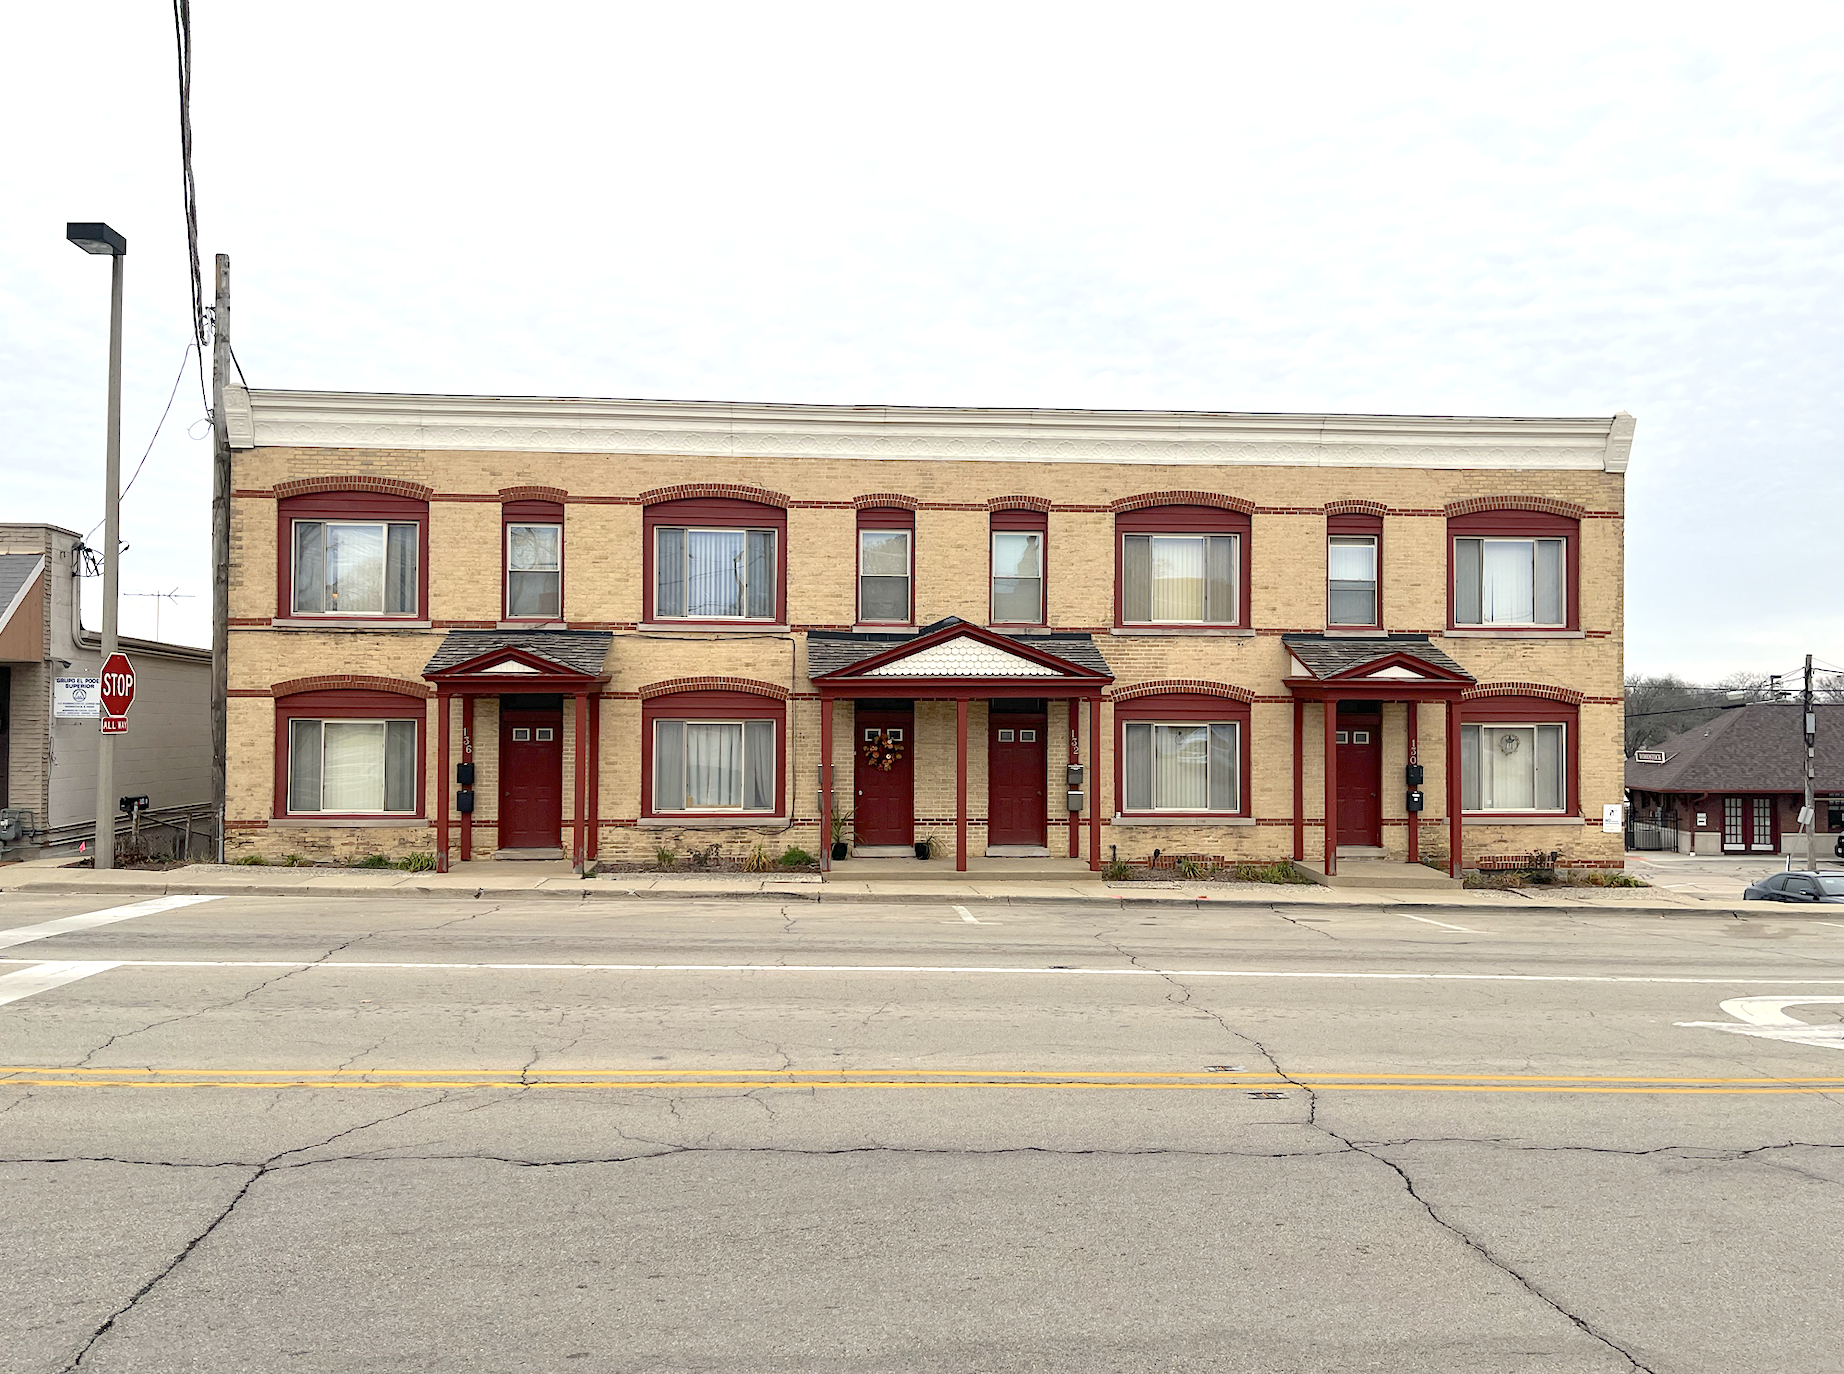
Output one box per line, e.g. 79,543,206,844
1743,872,1844,903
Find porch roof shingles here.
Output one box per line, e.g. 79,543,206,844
807,617,1111,678
422,630,613,677
1281,633,1472,681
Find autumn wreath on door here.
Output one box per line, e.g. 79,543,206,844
861,730,906,771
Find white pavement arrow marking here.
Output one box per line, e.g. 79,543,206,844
0,895,220,951
0,961,122,1008
1677,996,1844,1051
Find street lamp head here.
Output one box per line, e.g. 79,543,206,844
66,222,126,256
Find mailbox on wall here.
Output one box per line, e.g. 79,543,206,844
1406,790,1425,812
1066,791,1085,813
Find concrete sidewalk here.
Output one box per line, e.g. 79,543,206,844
0,855,1798,916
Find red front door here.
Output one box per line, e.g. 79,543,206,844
499,705,563,849
853,703,914,845
1336,713,1382,847
988,711,1048,847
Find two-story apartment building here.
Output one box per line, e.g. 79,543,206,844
221,389,1632,879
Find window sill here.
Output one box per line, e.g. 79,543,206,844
1110,814,1256,827
852,624,917,635
497,620,566,630
1462,813,1581,825
271,618,432,631
270,816,432,828
1109,627,1256,638
639,623,790,635
1443,629,1583,639
1321,627,1384,637
638,815,790,829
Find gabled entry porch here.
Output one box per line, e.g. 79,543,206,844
809,618,1113,872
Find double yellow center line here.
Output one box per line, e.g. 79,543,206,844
5,1066,1844,1094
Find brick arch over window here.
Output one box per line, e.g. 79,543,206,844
638,483,789,509
273,475,434,503
852,493,919,511
1462,681,1585,705
1444,495,1587,520
1110,491,1256,515
1324,499,1388,517
498,484,568,504
271,675,431,700
1110,679,1256,705
638,677,790,702
987,494,1052,513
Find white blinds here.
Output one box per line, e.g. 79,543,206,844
1122,534,1237,623
1123,721,1240,811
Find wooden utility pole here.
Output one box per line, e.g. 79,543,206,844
1802,653,1818,873
210,255,231,861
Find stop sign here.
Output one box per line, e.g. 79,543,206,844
99,651,135,718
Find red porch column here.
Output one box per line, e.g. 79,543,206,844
956,696,970,872
1406,700,1420,865
572,690,588,872
460,695,475,862
1087,695,1102,871
1067,699,1080,858
1292,698,1305,862
588,692,601,861
819,694,833,873
1322,699,1338,877
436,692,451,874
1446,697,1463,879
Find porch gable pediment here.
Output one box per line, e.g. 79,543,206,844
811,616,1112,686
860,635,1073,678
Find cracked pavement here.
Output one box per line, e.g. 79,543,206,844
1,890,1842,1372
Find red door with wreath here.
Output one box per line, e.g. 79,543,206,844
853,703,914,846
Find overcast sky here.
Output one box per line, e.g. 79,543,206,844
3,3,1839,679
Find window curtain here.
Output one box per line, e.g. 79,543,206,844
1327,537,1377,625
1125,721,1236,810
1155,724,1210,809
746,530,775,619
1483,725,1536,810
287,719,323,811
654,720,685,808
684,722,743,808
688,530,745,617
1481,541,1535,625
326,524,385,615
385,524,418,615
322,721,386,811
1149,537,1205,621
990,532,1042,622
292,523,326,614
859,531,910,621
744,719,775,811
655,527,686,618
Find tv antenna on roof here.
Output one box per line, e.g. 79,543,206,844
123,588,195,642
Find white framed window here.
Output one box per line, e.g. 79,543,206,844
1122,534,1237,624
287,719,417,814
291,520,418,616
1328,535,1378,626
654,526,776,619
1123,721,1240,812
506,523,561,619
1454,537,1565,627
858,529,911,623
1461,723,1566,812
652,719,775,811
991,531,1043,623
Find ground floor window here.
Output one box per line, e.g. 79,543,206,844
287,718,418,814
1461,722,1565,812
652,719,775,811
1123,721,1240,812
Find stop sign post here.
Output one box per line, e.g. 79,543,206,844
99,651,134,734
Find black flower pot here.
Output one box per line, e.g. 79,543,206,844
914,841,931,860
831,842,849,861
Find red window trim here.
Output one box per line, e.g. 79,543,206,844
855,506,915,627
642,497,789,625
277,492,430,622
989,508,1048,628
1457,694,1580,817
1113,691,1253,818
1114,506,1253,628
639,688,787,818
1446,509,1579,632
1326,512,1383,631
272,688,427,820
502,499,565,623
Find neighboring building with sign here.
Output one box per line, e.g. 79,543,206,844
219,387,1632,881
0,524,212,858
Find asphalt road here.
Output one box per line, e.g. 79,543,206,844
3,892,1843,1374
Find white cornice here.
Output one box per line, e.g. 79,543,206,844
230,387,1634,472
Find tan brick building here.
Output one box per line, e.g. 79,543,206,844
221,389,1633,879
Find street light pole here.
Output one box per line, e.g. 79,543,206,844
67,222,127,870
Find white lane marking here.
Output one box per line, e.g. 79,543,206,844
0,895,221,951
0,961,122,1008
1403,914,1479,933
1677,996,1844,1051
3,957,1843,986
952,905,981,924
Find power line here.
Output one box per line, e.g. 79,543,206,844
173,0,210,399
83,340,200,543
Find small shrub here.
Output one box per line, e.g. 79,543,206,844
351,853,395,869
1175,857,1215,881
1102,859,1134,882
689,844,719,869
655,847,677,869
1231,862,1315,885
778,847,815,868
232,853,267,866
280,853,308,867
400,852,437,872
743,845,774,873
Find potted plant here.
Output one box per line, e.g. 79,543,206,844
913,836,932,861
829,809,852,862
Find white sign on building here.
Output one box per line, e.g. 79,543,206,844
54,676,102,718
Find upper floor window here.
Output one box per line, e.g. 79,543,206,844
1449,509,1577,630
503,498,564,621
279,490,428,621
990,509,1046,626
644,497,786,624
1326,512,1382,628
857,506,913,625
1116,505,1250,628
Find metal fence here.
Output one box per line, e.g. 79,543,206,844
1625,807,1680,852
